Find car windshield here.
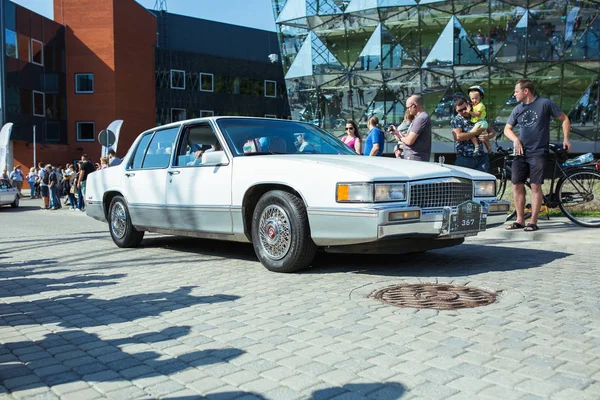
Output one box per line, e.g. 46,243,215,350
216,118,357,157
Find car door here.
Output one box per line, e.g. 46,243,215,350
165,122,233,234
0,179,10,204
120,126,180,229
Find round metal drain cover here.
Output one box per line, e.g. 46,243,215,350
369,284,496,310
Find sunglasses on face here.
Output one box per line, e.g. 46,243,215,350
457,107,468,112
345,127,354,130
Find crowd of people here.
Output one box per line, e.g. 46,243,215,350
3,150,121,211
338,79,571,231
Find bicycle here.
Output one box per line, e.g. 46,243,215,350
488,142,513,200
496,143,600,228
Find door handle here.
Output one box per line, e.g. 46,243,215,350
168,171,180,175
125,173,135,177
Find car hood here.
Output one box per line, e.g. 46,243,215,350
255,155,494,181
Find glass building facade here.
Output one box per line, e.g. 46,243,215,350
271,0,600,151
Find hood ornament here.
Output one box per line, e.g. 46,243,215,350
438,155,445,166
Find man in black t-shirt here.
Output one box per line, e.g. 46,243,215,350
504,79,571,232
76,154,96,211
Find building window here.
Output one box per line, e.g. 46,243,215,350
4,29,18,58
75,73,94,93
170,70,185,90
171,108,186,122
30,39,44,66
200,73,214,92
33,91,45,116
265,80,277,98
200,110,214,117
265,114,277,118
77,122,95,142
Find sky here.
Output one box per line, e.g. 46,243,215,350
11,0,277,32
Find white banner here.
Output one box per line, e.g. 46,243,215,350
0,123,14,174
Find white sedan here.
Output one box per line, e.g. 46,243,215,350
86,117,509,272
0,178,20,208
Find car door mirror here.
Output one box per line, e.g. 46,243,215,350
201,151,228,166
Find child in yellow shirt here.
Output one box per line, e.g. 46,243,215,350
468,85,492,155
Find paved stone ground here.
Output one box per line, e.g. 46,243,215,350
1,199,599,400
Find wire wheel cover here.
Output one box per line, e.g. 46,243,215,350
111,202,127,239
258,205,292,260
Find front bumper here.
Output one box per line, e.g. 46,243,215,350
307,200,509,247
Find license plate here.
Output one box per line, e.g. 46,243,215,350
449,201,485,233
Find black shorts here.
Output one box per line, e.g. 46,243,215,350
40,186,49,197
511,152,547,185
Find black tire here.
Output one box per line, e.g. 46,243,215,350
557,169,600,228
251,190,317,272
496,168,507,200
10,196,19,208
108,196,145,247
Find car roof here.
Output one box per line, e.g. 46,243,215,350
142,116,312,135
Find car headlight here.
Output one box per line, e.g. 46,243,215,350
337,183,407,203
374,183,407,202
337,183,373,202
474,180,496,197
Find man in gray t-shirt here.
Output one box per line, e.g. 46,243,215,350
400,94,431,161
504,79,571,232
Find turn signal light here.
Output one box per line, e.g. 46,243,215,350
488,203,510,213
389,210,421,221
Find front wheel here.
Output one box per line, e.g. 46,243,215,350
251,190,317,272
557,170,600,227
108,196,145,247
495,168,508,200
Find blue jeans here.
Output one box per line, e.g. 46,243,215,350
77,186,85,210
455,154,489,173
49,186,61,209
29,182,35,197
68,192,76,208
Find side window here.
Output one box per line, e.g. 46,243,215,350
174,123,222,167
129,133,153,169
141,127,179,169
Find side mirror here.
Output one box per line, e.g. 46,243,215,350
201,151,228,166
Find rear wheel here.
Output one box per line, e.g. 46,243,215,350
109,196,145,247
10,196,19,208
251,190,316,272
557,170,600,227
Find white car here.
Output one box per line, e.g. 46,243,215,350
0,178,20,208
86,117,509,272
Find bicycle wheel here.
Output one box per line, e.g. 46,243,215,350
496,167,508,200
557,169,600,227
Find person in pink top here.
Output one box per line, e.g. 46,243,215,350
341,120,362,154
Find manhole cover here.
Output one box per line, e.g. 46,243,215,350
368,284,497,310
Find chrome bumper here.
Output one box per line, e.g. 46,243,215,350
308,200,509,246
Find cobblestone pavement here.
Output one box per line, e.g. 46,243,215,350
1,200,599,400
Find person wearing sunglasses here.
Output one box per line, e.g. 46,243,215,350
341,120,362,154
451,97,492,173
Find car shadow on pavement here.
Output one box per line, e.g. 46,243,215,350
308,243,571,277
0,326,246,396
0,286,240,329
140,236,258,262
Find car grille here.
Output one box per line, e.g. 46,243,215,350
409,178,473,209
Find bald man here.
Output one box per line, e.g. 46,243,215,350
400,94,432,161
